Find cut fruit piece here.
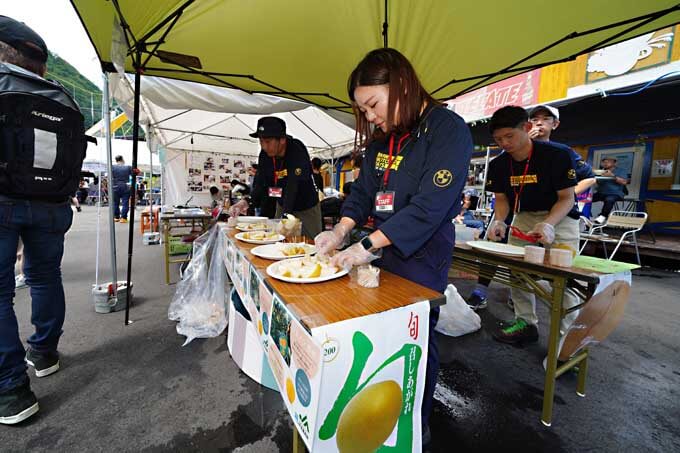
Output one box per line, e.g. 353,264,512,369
304,263,322,278
281,268,292,277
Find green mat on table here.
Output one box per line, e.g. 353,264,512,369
572,255,640,273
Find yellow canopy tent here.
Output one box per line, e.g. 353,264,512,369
69,0,680,322
71,0,680,111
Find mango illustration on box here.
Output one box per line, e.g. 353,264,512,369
319,331,422,452
336,381,402,453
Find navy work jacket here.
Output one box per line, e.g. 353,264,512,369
342,105,473,292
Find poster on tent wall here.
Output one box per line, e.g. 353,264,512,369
187,150,252,193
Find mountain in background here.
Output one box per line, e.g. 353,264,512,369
45,52,140,138
46,52,101,128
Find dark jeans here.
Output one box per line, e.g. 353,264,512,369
593,192,623,218
112,185,130,219
0,199,72,391
462,218,485,230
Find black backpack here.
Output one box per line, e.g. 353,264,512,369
0,62,88,201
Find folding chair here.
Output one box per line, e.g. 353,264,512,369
579,211,647,265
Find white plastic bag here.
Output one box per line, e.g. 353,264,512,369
168,224,228,345
435,284,481,337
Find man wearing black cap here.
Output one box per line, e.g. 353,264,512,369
232,117,322,239
485,106,580,346
0,16,65,424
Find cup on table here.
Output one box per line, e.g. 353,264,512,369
524,245,545,264
549,248,573,267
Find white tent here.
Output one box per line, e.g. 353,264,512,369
83,138,160,174
108,73,356,206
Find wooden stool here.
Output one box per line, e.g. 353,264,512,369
140,207,160,234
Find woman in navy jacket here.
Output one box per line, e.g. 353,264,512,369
315,48,472,443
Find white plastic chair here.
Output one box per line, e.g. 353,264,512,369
579,211,647,265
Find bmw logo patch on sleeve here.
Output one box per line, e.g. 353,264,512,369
433,169,453,187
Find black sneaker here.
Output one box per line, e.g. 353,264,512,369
25,349,60,378
465,292,488,311
492,318,539,345
0,381,39,425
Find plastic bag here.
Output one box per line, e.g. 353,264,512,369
168,224,228,345
435,284,481,337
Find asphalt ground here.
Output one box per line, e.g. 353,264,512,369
1,207,679,452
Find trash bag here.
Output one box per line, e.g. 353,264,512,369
168,224,228,345
435,284,481,337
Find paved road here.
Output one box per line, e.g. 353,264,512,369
1,207,679,452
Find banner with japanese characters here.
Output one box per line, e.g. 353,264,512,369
221,228,431,452
311,301,431,453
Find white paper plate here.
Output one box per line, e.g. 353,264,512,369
237,216,268,223
236,223,269,232
251,243,316,260
266,258,349,283
235,232,285,244
467,240,525,257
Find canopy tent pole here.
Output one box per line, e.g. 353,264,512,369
124,50,143,325
481,146,491,210
382,0,389,48
94,170,101,287
148,137,155,232
103,74,118,298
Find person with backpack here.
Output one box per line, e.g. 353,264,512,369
0,16,88,425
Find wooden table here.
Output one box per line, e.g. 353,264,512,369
222,226,445,451
227,229,445,329
452,244,603,427
160,212,212,284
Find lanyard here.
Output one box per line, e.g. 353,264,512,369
382,132,411,188
272,157,280,185
510,143,533,214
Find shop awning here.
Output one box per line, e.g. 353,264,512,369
71,1,680,113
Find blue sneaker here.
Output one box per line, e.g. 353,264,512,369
465,291,488,310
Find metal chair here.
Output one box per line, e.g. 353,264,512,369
579,211,647,265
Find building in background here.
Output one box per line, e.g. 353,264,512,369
454,25,680,235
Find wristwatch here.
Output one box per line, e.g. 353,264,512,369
360,236,381,255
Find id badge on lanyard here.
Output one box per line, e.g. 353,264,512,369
375,133,410,214
375,191,395,212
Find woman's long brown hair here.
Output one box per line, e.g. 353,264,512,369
347,48,439,156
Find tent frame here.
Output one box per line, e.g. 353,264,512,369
99,0,680,324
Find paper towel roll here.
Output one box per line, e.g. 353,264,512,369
524,245,545,264
549,248,573,267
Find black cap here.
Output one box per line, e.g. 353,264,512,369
249,117,286,138
0,16,48,63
